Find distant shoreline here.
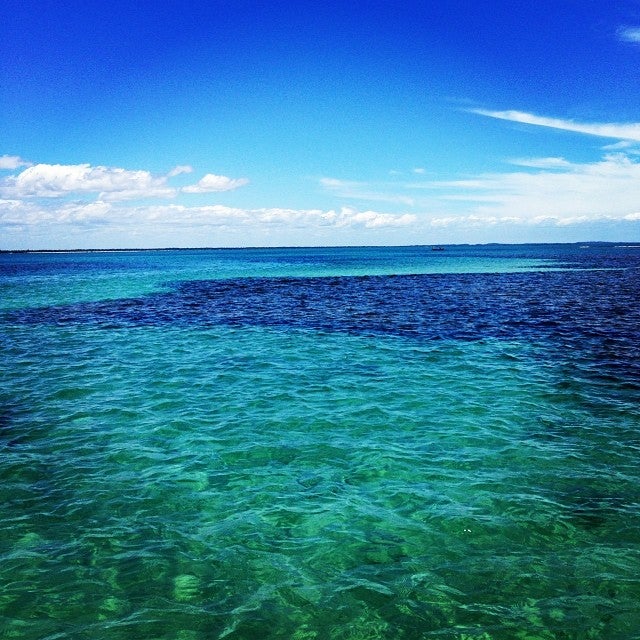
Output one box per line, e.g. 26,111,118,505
1,241,637,254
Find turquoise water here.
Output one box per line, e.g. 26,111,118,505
1,245,639,639
0,246,554,312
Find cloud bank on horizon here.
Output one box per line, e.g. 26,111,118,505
3,130,640,248
2,1,640,248
0,159,417,245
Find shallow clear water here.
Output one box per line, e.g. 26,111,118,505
1,244,639,639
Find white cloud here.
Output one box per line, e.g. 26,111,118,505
601,140,638,151
320,177,415,206
509,157,572,169
167,165,193,177
320,177,352,190
182,173,249,193
470,109,640,142
4,147,639,245
343,209,416,228
319,151,640,230
318,151,640,230
1,163,176,200
0,198,113,228
0,155,32,170
0,162,251,201
619,26,640,44
167,205,415,229
0,198,415,232
428,153,640,223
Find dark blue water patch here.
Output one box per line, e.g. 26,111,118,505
5,268,640,352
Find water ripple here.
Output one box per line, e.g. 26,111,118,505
2,248,640,639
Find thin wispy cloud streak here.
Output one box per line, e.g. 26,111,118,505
320,177,416,206
471,109,640,142
618,26,640,44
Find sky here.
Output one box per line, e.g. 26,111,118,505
2,0,640,249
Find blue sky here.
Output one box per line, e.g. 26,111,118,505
2,0,640,248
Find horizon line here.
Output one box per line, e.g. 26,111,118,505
0,241,633,254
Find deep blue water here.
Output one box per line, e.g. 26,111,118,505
1,244,640,639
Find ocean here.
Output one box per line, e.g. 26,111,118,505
1,244,639,639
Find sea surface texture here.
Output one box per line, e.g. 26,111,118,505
1,244,639,640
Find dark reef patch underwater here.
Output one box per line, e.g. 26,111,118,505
1,244,640,639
